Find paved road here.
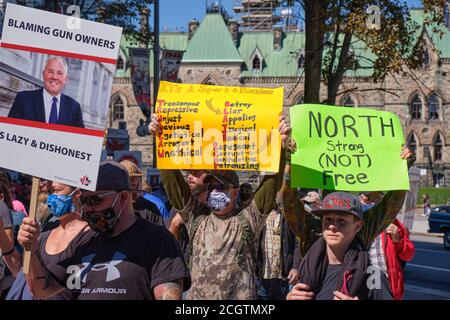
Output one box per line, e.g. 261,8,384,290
404,234,450,300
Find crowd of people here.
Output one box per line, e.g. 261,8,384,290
0,114,416,300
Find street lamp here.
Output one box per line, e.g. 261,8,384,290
136,0,159,168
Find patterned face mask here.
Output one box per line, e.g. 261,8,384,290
207,190,232,212
81,194,122,233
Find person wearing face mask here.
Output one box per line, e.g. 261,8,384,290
150,113,291,300
8,182,93,300
18,161,191,300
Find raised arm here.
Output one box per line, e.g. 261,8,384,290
150,113,192,213
254,115,290,215
160,170,192,212
278,162,300,236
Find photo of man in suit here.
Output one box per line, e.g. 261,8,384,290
8,56,85,128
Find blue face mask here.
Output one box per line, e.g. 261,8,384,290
47,194,75,218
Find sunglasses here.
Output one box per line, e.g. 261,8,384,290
80,191,116,206
207,184,232,192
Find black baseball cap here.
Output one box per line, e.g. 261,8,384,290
204,170,239,188
311,192,363,220
95,161,131,191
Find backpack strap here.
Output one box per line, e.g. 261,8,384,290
236,210,255,269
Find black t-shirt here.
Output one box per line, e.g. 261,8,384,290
61,217,191,300
134,196,164,226
315,264,341,300
314,264,393,300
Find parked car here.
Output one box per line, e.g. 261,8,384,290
428,205,450,249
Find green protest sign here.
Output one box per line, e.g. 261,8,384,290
290,104,410,191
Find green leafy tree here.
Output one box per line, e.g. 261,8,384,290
289,0,446,104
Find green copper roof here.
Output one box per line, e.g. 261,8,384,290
182,14,243,63
115,8,450,79
409,9,450,58
160,33,188,51
239,32,305,77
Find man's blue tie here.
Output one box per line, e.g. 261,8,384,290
49,97,58,124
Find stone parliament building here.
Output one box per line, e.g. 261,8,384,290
110,7,450,187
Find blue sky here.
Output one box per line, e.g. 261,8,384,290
160,0,426,31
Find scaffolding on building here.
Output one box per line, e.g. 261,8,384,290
233,0,300,32
233,0,282,31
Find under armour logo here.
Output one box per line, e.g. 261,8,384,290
67,251,126,289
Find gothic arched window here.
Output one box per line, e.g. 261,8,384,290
410,94,422,120
298,51,305,69
252,55,261,71
341,94,356,107
407,133,417,155
433,134,443,161
295,93,304,105
113,96,124,121
428,93,440,120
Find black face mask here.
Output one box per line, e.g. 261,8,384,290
81,195,121,233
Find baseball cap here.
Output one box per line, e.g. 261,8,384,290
204,170,239,188
301,191,321,204
310,192,363,220
95,161,132,191
119,159,143,177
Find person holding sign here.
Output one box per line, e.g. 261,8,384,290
287,192,392,300
19,161,190,300
8,56,85,128
150,113,291,300
281,147,415,255
10,182,91,300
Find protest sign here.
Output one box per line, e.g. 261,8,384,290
0,3,122,191
290,104,410,191
156,81,283,172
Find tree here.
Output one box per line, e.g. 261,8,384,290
291,0,446,105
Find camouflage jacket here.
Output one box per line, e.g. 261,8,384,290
160,151,285,300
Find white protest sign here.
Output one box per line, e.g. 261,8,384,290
0,118,103,187
1,3,121,63
0,4,123,190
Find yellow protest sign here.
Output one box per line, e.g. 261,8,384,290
156,81,283,172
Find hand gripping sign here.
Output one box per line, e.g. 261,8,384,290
290,104,410,191
155,81,283,173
